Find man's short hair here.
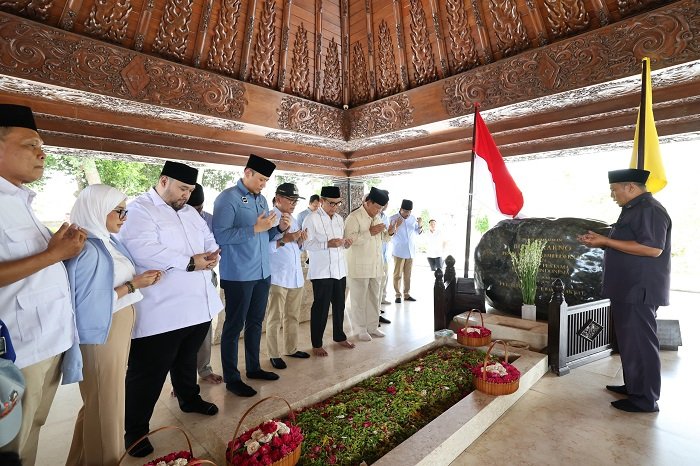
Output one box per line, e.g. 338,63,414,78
310,194,320,203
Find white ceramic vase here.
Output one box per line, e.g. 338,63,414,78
521,304,537,321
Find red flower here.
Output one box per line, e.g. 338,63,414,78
328,454,338,464
261,421,278,434
363,421,372,428
387,385,397,395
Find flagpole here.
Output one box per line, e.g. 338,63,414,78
637,58,648,169
464,103,479,278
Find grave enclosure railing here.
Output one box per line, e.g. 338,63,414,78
433,255,485,331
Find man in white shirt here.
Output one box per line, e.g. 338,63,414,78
0,104,87,465
303,186,355,356
266,183,310,369
426,219,446,271
390,199,423,303
345,188,396,341
296,194,320,228
118,161,223,457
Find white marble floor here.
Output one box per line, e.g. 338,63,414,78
34,265,699,465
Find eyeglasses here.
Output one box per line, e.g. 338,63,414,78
281,196,299,204
326,200,343,207
113,208,128,220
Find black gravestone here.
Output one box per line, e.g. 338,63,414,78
474,217,609,320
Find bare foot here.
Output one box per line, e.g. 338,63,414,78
336,340,356,349
200,373,223,384
312,347,328,357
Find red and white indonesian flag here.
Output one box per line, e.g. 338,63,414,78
472,110,524,218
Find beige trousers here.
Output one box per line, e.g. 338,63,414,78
265,284,304,358
381,261,389,302
348,277,380,334
393,257,414,298
65,305,135,466
0,354,62,466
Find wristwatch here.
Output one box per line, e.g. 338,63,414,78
279,239,286,248
186,256,196,272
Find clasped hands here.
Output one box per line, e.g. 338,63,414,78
328,238,352,249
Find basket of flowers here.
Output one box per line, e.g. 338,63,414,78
457,309,492,347
117,426,217,466
226,396,304,466
470,340,520,396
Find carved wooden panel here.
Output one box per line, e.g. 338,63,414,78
376,19,400,98
408,0,438,86
617,0,658,17
152,0,193,62
323,36,342,106
445,0,478,73
290,22,311,98
543,0,589,40
83,0,132,44
487,0,530,57
0,0,53,21
349,93,414,138
207,0,242,76
277,95,344,139
351,41,370,106
250,0,277,87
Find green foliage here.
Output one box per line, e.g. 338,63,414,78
93,159,161,196
475,214,490,235
419,208,430,226
202,168,239,192
508,239,547,305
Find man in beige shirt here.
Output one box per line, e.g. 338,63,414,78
344,188,397,341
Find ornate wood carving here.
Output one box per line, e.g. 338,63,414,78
618,0,657,18
488,0,530,57
442,1,700,117
133,0,154,51
364,0,376,100
543,0,589,40
391,0,409,90
84,0,132,44
240,0,257,80
351,41,370,106
426,0,449,77
340,0,350,106
277,96,344,140
349,94,414,138
323,37,342,106
446,0,478,73
250,0,276,88
59,0,81,31
408,0,438,86
290,23,311,99
376,19,400,98
192,0,214,67
0,0,52,21
470,0,493,63
207,0,242,76
278,0,292,91
0,15,247,119
152,0,193,62
590,0,610,26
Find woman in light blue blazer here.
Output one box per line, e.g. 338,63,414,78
63,184,161,466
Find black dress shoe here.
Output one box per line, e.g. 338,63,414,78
270,357,287,369
405,296,416,302
226,380,257,397
606,384,628,395
395,297,402,303
125,437,154,458
380,309,385,314
611,399,659,413
286,351,310,359
247,369,280,380
180,397,219,415
379,316,391,324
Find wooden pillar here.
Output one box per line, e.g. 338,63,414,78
278,0,293,92
469,0,493,64
392,0,409,90
365,0,377,101
427,0,450,78
240,0,259,81
192,0,215,67
340,0,350,106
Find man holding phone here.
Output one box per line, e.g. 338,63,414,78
118,161,223,457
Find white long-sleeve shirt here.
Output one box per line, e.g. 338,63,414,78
269,207,304,288
118,189,223,338
344,206,390,279
303,208,347,280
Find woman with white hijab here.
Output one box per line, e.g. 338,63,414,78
63,184,161,466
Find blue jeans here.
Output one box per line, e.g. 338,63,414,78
220,277,271,383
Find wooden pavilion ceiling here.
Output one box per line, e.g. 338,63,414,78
0,0,699,178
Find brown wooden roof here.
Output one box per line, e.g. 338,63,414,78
1,0,698,177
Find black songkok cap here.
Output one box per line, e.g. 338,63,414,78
320,186,341,198
187,183,204,206
0,104,37,131
246,154,276,177
276,182,305,199
367,187,389,206
161,161,198,185
401,199,413,211
608,169,650,184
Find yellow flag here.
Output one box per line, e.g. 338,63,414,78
630,57,667,193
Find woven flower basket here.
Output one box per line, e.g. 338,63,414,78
117,425,218,466
473,340,520,396
227,396,303,466
457,309,492,347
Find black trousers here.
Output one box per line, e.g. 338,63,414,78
310,278,347,348
611,300,661,411
124,321,210,442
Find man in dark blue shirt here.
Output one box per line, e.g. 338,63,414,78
579,168,671,413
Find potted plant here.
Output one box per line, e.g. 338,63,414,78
508,238,547,320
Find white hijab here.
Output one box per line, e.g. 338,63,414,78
70,184,126,241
